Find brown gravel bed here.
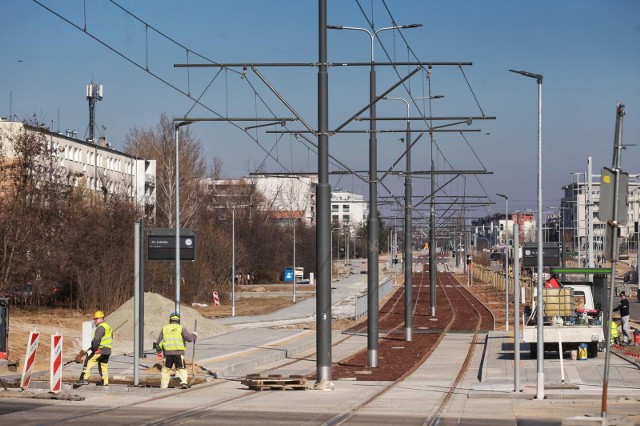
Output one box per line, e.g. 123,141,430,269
325,269,494,381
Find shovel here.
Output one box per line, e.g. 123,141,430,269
189,320,197,386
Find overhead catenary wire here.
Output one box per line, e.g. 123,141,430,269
33,0,307,177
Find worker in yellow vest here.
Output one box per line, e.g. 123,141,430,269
75,310,112,386
610,318,620,346
156,312,197,389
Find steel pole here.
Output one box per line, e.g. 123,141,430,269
293,218,297,303
232,207,236,317
513,223,521,392
404,110,413,341
429,139,437,317
535,76,544,400
174,125,181,316
497,193,509,332
510,68,544,400
316,0,332,386
367,58,379,367
506,197,509,332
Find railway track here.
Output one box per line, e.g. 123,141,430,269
321,266,494,425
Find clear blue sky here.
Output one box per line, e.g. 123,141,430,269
2,0,639,220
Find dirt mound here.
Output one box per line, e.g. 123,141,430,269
105,292,231,354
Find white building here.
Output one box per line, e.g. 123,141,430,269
204,174,318,224
561,171,640,261
202,177,369,231
0,120,156,217
331,190,368,232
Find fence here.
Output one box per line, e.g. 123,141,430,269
354,277,393,319
471,264,536,306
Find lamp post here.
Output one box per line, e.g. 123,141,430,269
384,95,443,342
231,205,249,316
331,226,342,281
497,193,509,332
509,68,544,400
292,217,301,303
328,22,421,368
173,120,193,315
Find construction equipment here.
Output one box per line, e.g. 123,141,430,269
66,319,129,366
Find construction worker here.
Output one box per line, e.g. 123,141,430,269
75,310,112,386
156,312,197,389
610,318,620,346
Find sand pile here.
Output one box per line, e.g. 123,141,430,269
104,292,230,354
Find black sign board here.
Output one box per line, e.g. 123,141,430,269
522,242,560,267
147,228,196,261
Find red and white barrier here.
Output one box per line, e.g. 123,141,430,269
20,329,40,390
50,334,63,393
213,291,220,306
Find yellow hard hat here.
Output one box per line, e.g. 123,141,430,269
94,310,105,319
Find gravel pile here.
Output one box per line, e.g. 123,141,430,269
104,292,231,353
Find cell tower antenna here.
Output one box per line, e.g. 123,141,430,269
86,82,103,144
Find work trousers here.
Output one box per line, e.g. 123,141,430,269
160,354,188,388
82,351,110,385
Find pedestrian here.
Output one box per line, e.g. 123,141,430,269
75,310,112,386
612,292,631,345
156,312,198,389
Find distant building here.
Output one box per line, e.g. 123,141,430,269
0,120,156,217
561,172,640,261
331,190,368,232
202,177,369,231
203,174,318,225
472,211,536,250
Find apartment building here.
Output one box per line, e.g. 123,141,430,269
0,120,156,216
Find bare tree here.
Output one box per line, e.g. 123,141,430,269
123,113,206,228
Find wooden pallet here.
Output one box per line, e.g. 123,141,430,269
241,374,308,391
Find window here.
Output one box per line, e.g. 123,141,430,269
342,204,350,212
331,204,339,212
343,215,350,223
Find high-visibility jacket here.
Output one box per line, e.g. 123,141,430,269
611,321,619,340
97,322,113,349
159,324,186,352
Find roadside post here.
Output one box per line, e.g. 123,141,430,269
600,103,629,418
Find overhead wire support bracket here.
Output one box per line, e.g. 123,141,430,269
333,66,423,134
269,129,481,134
356,116,496,121
174,61,473,68
171,117,297,122
250,65,316,135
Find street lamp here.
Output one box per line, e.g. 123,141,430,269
329,22,422,368
214,203,249,317
496,193,509,332
173,120,193,315
331,226,342,281
231,205,249,316
384,95,443,342
292,217,301,303
509,68,544,400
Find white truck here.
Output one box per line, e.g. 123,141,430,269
523,277,606,359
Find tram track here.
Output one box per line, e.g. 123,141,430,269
322,265,494,425
34,265,495,425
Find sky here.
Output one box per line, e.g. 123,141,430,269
2,0,639,223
